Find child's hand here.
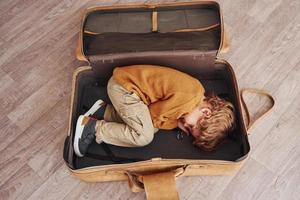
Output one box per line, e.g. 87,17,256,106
177,119,190,136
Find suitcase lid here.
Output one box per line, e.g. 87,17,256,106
76,1,229,67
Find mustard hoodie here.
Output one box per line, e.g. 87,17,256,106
113,65,205,130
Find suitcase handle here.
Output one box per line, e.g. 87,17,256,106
126,166,185,200
240,88,275,133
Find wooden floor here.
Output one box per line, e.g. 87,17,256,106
0,0,299,199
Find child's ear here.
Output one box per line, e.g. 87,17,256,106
202,108,212,118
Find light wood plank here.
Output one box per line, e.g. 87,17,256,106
177,174,238,200
26,165,79,200
256,149,300,200
0,116,21,152
0,164,43,200
217,158,275,200
6,64,72,131
0,96,70,186
0,0,39,28
251,90,300,173
244,62,300,149
227,0,300,75
27,123,67,178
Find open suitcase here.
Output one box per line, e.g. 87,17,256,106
63,1,274,199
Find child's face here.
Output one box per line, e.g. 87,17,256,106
180,101,212,137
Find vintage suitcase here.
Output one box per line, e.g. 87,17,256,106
63,1,274,199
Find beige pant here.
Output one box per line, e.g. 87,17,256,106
95,77,159,147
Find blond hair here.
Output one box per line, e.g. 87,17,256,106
193,95,235,151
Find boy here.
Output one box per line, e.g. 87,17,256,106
73,65,235,157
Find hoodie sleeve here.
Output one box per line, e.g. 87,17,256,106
149,92,204,130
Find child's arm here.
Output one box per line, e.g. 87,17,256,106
149,92,202,130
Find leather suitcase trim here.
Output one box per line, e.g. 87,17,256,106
67,158,247,183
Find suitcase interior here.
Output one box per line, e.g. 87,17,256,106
64,2,250,169
83,3,221,56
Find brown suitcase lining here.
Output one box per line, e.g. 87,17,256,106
84,31,220,55
82,4,221,57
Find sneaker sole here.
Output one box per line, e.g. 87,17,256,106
74,115,86,157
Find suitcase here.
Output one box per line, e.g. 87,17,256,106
63,1,275,199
